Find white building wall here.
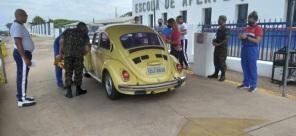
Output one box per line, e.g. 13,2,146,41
133,0,288,63
133,0,289,77
133,0,287,25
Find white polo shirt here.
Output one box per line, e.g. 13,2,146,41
10,21,35,52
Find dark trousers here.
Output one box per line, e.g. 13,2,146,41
181,39,189,66
214,48,227,74
13,49,32,101
170,44,188,67
64,56,83,88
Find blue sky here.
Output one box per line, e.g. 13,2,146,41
0,0,132,30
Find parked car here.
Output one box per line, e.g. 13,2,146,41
84,24,186,99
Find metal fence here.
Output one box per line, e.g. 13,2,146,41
201,21,296,61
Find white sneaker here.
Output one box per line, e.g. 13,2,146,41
17,100,36,108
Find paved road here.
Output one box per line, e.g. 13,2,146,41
0,37,296,136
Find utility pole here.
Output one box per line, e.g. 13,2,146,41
115,7,118,18
153,0,156,29
283,0,295,97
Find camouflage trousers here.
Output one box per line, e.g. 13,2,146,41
214,48,227,73
64,56,84,88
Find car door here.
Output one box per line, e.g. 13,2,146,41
96,32,112,78
90,32,100,75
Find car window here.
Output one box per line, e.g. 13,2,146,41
120,32,163,49
100,33,110,50
92,33,100,46
89,33,94,44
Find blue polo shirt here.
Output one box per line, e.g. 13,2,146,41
53,31,65,55
162,27,172,38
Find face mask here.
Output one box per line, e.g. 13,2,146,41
218,20,223,25
167,25,172,28
158,22,162,26
248,19,256,26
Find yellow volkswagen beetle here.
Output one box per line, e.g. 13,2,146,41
84,24,186,99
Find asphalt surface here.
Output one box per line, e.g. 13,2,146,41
0,37,296,136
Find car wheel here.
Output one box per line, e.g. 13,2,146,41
104,72,120,100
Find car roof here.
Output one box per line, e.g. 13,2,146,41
95,24,156,35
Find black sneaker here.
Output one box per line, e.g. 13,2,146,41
237,84,249,89
65,88,73,98
57,83,65,89
208,74,218,79
76,87,87,96
248,87,257,93
219,76,225,82
17,100,36,108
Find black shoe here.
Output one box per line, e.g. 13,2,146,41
76,86,87,96
219,76,225,81
65,88,73,98
248,87,257,92
237,84,249,89
208,69,219,78
208,74,218,79
58,84,65,89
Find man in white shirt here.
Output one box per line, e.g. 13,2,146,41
155,18,167,34
177,15,189,69
10,9,36,107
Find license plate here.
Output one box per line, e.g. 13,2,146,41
147,66,165,74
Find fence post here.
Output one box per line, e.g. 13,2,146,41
282,0,296,97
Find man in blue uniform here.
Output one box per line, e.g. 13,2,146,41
238,11,263,92
53,31,65,88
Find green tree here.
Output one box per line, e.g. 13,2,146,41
48,19,54,23
120,11,132,17
5,23,12,30
53,19,78,28
32,16,45,24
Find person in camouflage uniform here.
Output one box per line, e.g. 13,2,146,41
60,22,90,98
208,15,230,81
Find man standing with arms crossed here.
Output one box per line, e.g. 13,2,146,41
10,9,36,107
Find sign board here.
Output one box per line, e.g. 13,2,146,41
196,33,204,44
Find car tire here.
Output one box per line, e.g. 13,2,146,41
104,72,120,100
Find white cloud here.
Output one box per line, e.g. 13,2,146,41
0,0,132,30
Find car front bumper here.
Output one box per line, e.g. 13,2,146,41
118,76,186,94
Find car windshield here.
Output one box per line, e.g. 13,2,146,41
120,32,163,49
